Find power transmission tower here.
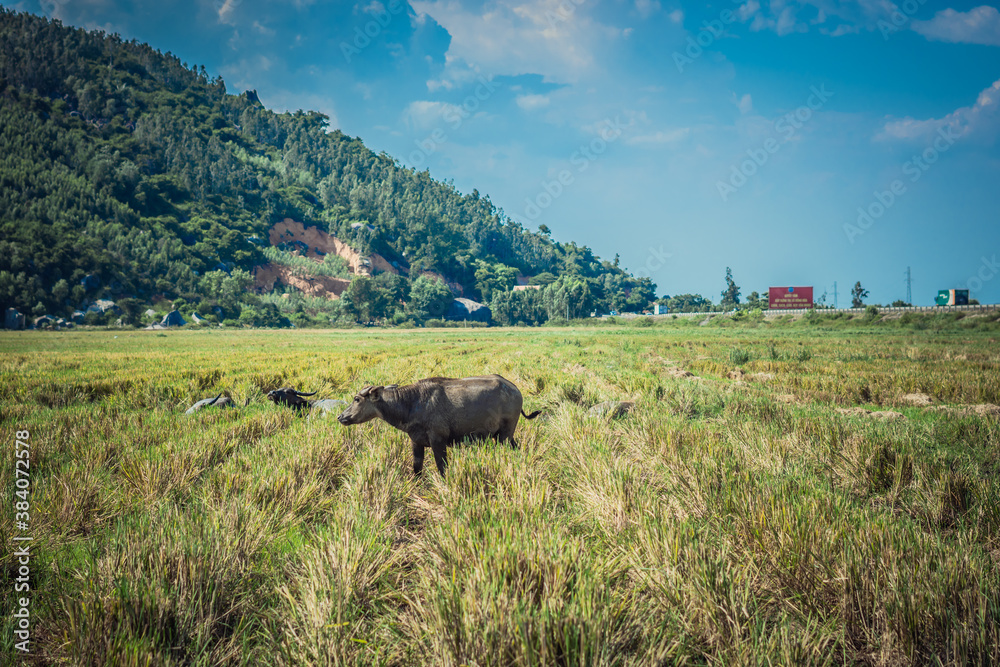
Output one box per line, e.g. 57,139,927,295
905,266,912,304
832,281,838,309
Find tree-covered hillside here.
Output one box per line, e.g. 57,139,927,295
0,9,655,326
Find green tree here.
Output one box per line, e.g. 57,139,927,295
341,276,391,323
664,294,713,313
52,279,70,306
528,272,557,286
625,277,656,312
490,288,545,326
407,275,454,322
542,276,592,320
474,260,518,302
721,267,741,309
851,281,869,308
744,291,765,309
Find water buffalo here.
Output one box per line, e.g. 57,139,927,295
337,375,541,475
184,393,239,414
266,387,318,410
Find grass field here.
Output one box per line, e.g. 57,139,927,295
2,323,999,666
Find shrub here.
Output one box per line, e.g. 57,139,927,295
729,347,751,365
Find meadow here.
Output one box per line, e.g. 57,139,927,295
1,320,999,666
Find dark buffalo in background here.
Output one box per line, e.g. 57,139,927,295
266,387,317,410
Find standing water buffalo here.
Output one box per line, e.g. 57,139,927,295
266,387,318,410
337,375,541,475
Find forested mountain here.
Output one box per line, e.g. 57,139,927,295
0,9,656,327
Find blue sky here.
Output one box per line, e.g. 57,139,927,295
16,0,1000,305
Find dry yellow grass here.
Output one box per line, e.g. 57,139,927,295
1,324,998,665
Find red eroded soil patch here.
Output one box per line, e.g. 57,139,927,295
268,218,399,275
253,264,350,299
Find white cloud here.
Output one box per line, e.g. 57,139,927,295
911,6,1000,46
410,0,622,84
252,20,274,35
635,0,661,20
876,78,1000,142
360,0,386,14
218,0,238,24
516,94,550,110
668,8,684,24
735,92,753,115
735,0,905,37
404,100,463,130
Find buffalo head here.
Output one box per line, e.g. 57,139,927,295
337,384,397,425
266,387,317,409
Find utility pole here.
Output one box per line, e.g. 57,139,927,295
832,281,838,310
905,266,912,304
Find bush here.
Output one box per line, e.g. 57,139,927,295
729,347,751,365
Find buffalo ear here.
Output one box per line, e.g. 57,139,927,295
370,386,384,401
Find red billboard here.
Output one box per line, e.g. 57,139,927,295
769,286,813,310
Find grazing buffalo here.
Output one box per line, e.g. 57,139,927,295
266,387,318,410
184,393,239,414
337,375,541,475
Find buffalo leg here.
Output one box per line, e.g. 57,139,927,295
411,440,426,476
431,438,448,475
499,419,518,449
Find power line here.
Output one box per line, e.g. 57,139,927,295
905,266,912,304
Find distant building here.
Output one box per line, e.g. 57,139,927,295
653,304,668,315
512,285,542,292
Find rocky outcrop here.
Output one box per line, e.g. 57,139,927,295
446,298,491,324
4,308,24,330
161,310,186,327
81,274,100,291
86,299,118,315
